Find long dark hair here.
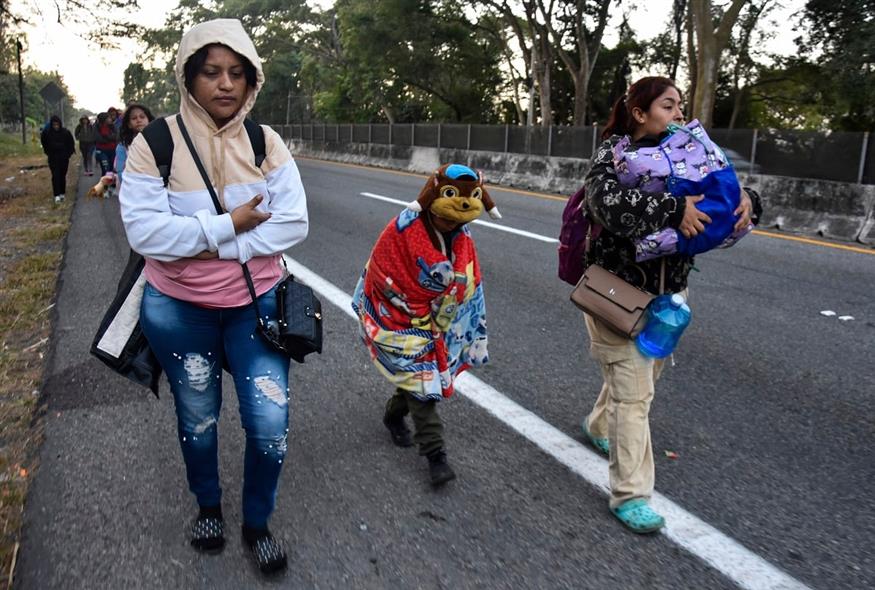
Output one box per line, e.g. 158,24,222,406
120,104,156,146
602,76,680,140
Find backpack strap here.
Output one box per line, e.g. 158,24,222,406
142,116,266,188
244,118,266,168
141,117,173,188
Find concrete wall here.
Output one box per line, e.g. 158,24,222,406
281,135,875,246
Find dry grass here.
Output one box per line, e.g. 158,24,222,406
0,135,74,589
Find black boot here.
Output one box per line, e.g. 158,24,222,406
242,525,288,574
426,449,456,486
190,505,225,553
383,413,413,447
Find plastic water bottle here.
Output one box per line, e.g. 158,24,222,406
635,294,691,359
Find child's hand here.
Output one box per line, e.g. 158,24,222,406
679,195,711,238
734,188,753,232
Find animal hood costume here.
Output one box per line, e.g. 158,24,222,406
352,164,499,400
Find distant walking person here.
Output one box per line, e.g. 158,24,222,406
115,104,154,191
74,116,97,176
119,18,308,574
40,115,75,204
94,112,118,176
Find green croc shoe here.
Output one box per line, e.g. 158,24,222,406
581,420,609,456
611,499,665,534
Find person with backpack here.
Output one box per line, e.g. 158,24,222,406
574,76,761,534
118,18,308,574
40,115,75,204
74,116,97,176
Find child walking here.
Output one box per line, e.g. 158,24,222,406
352,164,500,486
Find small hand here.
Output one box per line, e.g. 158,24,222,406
230,194,271,234
679,194,712,238
734,188,753,233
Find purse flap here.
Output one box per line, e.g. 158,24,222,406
581,266,652,313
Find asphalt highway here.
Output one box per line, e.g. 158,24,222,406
15,156,875,589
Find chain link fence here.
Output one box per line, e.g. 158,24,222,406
278,123,873,185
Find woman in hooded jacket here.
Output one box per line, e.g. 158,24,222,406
40,115,75,203
119,19,308,574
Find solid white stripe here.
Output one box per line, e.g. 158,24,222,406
282,253,810,590
360,192,559,243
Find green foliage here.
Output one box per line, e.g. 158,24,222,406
794,0,875,130
0,131,42,157
0,69,76,128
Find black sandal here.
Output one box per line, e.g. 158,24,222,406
243,526,287,574
190,508,225,552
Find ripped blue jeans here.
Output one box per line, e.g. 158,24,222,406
141,282,290,529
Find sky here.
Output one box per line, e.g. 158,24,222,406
19,0,805,113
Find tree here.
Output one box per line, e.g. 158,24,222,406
794,0,875,130
688,0,748,127
1,0,139,50
536,0,613,125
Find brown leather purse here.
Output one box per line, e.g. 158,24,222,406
570,264,654,338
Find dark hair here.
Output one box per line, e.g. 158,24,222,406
49,115,62,127
183,44,258,93
120,103,156,146
96,112,109,126
602,76,680,140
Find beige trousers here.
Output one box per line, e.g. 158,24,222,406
584,313,666,509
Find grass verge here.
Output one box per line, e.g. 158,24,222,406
0,132,74,588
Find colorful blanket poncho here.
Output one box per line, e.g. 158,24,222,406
352,209,489,401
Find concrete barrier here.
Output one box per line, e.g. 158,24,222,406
280,134,875,246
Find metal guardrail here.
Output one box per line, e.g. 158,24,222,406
275,123,875,185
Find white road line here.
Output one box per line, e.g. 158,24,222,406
283,254,811,590
360,192,559,244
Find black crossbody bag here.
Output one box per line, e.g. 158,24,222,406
177,116,322,363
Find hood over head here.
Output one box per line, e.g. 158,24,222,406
175,18,265,133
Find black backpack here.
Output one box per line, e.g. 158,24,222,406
141,115,267,187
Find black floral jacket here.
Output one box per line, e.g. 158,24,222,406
583,135,762,294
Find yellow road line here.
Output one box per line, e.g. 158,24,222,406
750,230,875,255
295,155,875,255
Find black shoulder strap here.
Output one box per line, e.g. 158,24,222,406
243,118,266,168
141,117,173,187
142,116,265,189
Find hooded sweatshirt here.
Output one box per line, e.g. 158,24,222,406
40,116,75,160
119,19,309,308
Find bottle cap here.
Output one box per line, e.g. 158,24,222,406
670,293,685,308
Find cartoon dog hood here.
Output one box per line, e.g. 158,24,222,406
175,18,265,133
407,164,501,224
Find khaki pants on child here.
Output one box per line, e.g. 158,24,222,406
385,388,444,456
583,313,667,510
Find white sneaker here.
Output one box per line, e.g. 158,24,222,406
54,195,62,204
59,194,65,202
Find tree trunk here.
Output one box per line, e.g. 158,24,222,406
689,0,747,127
573,72,589,126
532,35,552,126
693,49,718,127
685,3,697,113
